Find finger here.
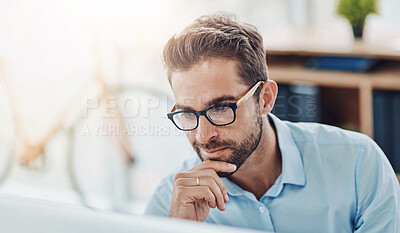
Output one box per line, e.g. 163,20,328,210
197,176,226,210
196,170,228,202
175,177,226,209
185,186,217,209
191,160,236,173
177,169,229,202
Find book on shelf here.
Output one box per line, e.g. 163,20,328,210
373,90,398,172
272,83,320,123
305,56,380,72
392,92,400,172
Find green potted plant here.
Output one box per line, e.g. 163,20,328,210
337,0,378,38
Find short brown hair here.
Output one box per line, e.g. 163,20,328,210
162,12,268,87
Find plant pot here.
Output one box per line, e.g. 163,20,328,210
352,24,364,38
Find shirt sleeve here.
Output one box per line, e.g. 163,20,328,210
144,178,173,217
354,137,400,232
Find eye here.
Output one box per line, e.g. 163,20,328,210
207,105,235,124
180,111,195,118
211,105,229,112
181,112,192,116
208,105,232,116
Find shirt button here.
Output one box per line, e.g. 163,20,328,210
259,205,266,213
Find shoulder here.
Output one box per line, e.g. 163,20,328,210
286,121,371,146
286,120,395,184
284,121,382,178
286,121,388,167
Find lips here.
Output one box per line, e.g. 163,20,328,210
201,147,228,158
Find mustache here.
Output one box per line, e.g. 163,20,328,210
193,139,235,151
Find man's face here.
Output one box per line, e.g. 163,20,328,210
170,58,263,177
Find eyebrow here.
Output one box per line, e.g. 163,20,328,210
175,95,237,111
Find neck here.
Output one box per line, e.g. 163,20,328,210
229,114,282,200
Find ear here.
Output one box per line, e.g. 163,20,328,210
259,80,278,114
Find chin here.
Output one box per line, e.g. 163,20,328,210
202,153,230,163
201,156,239,178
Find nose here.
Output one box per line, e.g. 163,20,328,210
195,115,218,144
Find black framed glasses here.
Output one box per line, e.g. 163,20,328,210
167,81,265,131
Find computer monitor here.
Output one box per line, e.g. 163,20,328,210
0,194,266,233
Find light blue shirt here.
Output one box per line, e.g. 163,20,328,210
145,114,400,232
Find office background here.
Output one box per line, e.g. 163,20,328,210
0,0,399,214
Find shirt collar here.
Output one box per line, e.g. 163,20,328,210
223,113,306,197
269,113,306,188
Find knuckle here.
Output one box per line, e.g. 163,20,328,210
204,168,216,175
174,172,183,181
206,191,215,201
211,173,220,182
175,186,186,196
187,170,196,176
174,178,183,186
201,186,211,196
203,160,212,165
203,176,212,184
214,173,222,181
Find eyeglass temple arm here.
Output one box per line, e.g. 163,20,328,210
236,81,265,107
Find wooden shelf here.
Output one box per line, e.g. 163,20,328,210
266,42,400,138
268,60,400,91
266,32,400,60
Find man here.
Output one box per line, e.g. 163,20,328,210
145,13,400,232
